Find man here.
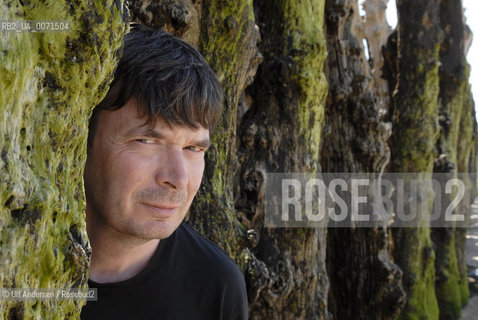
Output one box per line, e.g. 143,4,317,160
80,24,248,320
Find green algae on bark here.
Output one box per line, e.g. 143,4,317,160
199,0,259,200
322,0,406,318
0,0,127,318
433,62,469,320
282,0,328,163
388,0,442,319
185,0,261,262
432,0,477,316
234,0,329,318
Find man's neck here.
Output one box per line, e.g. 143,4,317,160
86,213,160,284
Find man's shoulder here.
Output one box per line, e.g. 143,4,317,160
163,223,248,319
175,222,242,277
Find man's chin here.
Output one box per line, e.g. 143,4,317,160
134,219,181,240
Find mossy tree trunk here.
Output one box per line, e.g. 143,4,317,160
236,1,330,318
384,0,477,319
0,0,127,318
3,0,477,319
432,1,476,319
322,0,406,319
387,0,442,319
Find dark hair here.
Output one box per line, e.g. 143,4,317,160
90,23,223,139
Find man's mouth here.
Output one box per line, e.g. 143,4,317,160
140,202,181,217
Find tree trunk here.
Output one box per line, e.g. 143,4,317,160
322,0,406,319
236,1,330,318
387,0,442,319
432,1,476,319
0,0,127,318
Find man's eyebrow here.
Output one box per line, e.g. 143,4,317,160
136,127,165,139
194,139,211,149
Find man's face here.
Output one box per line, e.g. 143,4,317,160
84,98,210,241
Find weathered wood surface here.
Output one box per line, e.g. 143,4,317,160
0,0,128,318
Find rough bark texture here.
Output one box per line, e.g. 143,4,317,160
432,2,478,319
361,0,393,113
386,0,441,319
322,0,405,319
3,0,478,319
0,0,128,318
237,1,330,318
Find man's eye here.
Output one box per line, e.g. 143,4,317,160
136,139,156,144
185,146,205,152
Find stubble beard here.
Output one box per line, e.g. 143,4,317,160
118,187,189,240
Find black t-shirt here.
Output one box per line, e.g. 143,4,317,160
80,223,248,320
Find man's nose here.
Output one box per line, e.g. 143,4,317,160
156,148,188,190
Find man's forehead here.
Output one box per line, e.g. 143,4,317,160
98,98,206,132
131,110,210,139
102,100,210,142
